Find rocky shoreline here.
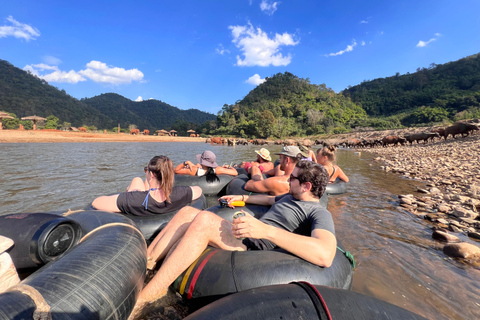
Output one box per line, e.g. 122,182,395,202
359,134,480,266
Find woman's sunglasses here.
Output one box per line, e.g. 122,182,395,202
144,166,148,173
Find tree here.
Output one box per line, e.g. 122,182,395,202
44,115,60,129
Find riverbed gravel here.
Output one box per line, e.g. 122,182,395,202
359,133,480,265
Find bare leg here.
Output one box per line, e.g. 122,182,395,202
126,177,146,192
139,210,245,304
147,206,202,269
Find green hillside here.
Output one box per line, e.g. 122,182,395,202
212,72,367,138
341,53,480,126
0,59,215,132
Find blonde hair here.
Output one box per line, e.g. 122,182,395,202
147,155,174,202
317,145,336,162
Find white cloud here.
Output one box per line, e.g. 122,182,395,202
23,60,144,84
325,40,357,57
361,41,366,46
216,44,230,55
245,74,266,85
24,64,86,83
135,96,143,102
360,16,371,24
260,0,279,15
229,23,299,67
416,33,441,48
0,16,40,41
78,61,144,84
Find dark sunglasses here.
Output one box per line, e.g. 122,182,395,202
289,174,303,183
144,166,148,173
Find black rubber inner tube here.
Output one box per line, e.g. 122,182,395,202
0,211,147,320
183,283,428,320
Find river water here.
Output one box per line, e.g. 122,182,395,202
0,142,479,319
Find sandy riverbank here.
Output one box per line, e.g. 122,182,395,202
0,130,205,143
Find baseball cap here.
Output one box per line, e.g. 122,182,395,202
274,146,302,158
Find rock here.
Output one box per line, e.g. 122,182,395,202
426,213,442,221
437,205,450,213
459,217,478,225
417,188,429,194
432,230,460,243
400,197,413,205
429,187,441,194
437,218,449,225
449,225,463,233
451,207,479,219
468,232,480,240
443,242,480,261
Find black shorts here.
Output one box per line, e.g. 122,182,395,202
242,238,276,251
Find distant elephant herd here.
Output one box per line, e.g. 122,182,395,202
205,119,480,149
205,137,316,148
326,120,480,148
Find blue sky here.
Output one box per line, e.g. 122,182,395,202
2,0,480,115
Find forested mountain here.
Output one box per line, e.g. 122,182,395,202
81,93,216,132
0,59,111,128
342,53,480,126
0,59,215,132
212,72,367,138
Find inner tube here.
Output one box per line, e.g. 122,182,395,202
326,177,347,195
0,210,138,272
84,194,207,243
173,205,353,308
0,211,146,320
173,243,353,309
225,176,328,208
115,194,207,242
184,283,427,320
174,174,234,196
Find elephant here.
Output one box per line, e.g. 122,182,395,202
143,129,150,135
283,139,296,146
79,127,87,132
130,129,140,135
253,139,268,145
445,122,479,139
297,139,314,147
381,135,406,147
210,137,224,145
404,132,439,144
190,134,196,137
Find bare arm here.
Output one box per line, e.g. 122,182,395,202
234,215,337,267
250,165,264,181
244,176,288,195
215,166,239,176
220,194,276,206
92,194,121,212
174,161,197,176
334,166,349,182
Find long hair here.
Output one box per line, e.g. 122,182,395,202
317,145,336,162
205,166,220,184
147,155,174,202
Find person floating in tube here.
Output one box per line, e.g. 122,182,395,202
174,150,238,183
92,155,202,216
128,160,336,319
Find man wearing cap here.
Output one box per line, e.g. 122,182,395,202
244,145,302,195
129,160,336,319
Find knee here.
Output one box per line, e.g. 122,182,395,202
190,210,215,230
